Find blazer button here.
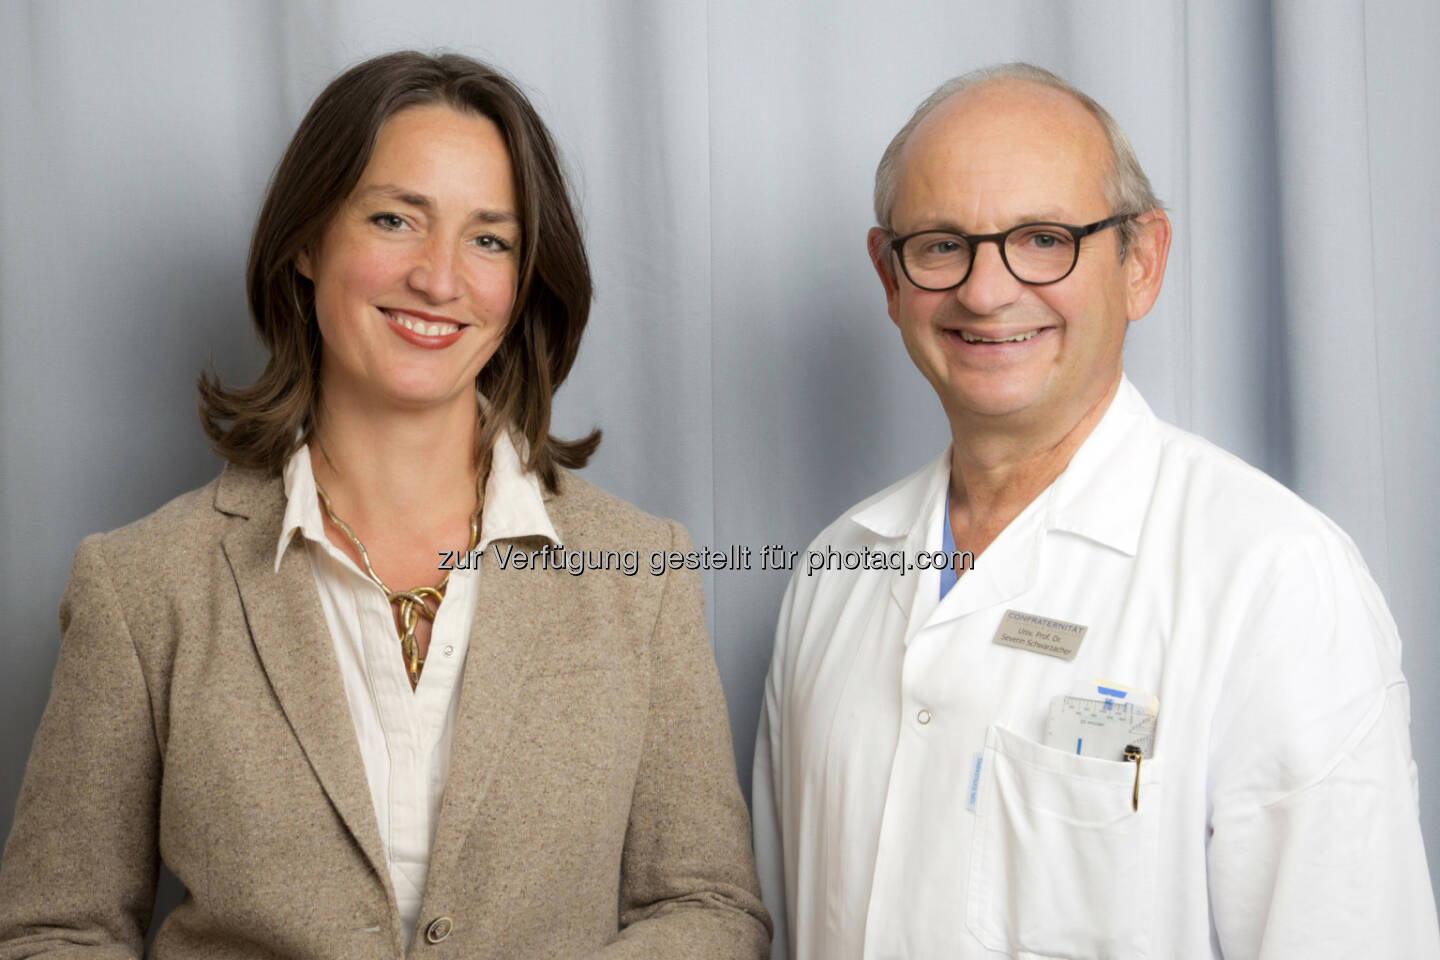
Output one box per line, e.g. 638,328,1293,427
425,916,453,944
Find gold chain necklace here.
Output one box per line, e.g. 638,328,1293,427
314,481,482,689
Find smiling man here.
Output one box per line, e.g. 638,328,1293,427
752,63,1439,959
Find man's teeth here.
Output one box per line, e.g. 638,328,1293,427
389,311,460,336
959,329,1039,344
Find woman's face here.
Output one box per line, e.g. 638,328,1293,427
299,103,520,416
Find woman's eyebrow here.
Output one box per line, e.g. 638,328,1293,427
356,184,431,207
472,209,518,225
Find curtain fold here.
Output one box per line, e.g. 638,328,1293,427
1271,0,1390,578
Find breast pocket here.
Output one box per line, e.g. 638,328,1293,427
967,724,1162,959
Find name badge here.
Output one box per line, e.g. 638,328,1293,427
991,609,1088,660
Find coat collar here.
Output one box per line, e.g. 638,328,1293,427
848,375,1161,558
1043,376,1162,558
845,376,1162,635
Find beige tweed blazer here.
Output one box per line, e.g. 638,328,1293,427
0,464,770,959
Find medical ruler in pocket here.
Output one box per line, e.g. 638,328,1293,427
1043,695,1156,761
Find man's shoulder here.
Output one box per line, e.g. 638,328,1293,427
804,452,948,553
1148,414,1357,556
1139,411,1390,655
774,453,945,629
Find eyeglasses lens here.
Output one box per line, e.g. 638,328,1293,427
900,225,1079,288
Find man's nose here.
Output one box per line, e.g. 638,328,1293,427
408,238,460,302
954,239,1022,314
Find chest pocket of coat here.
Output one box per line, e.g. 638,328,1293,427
967,724,1163,959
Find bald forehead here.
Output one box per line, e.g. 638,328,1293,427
889,78,1115,230
902,79,1111,188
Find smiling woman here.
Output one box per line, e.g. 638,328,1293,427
0,51,769,960
198,51,595,491
298,106,519,417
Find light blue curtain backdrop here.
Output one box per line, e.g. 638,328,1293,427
3,0,1437,924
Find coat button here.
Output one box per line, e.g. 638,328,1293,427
917,709,932,725
425,916,453,944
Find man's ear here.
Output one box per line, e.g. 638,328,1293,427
867,227,903,325
1124,210,1171,322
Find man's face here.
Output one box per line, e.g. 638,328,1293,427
869,81,1165,436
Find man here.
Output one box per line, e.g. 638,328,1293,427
752,63,1439,959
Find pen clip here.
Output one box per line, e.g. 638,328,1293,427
1123,744,1142,812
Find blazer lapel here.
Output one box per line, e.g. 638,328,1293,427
216,469,391,892
423,542,554,886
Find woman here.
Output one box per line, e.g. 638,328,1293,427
0,51,769,959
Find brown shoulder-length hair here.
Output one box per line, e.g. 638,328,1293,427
199,50,599,491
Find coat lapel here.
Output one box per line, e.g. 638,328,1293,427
423,538,555,887
215,467,391,894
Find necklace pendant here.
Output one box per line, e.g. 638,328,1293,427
312,478,480,693
402,633,422,686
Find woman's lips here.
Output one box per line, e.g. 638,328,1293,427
383,309,465,348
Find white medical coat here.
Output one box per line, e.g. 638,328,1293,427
753,377,1439,959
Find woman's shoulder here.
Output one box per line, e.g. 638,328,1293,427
546,468,691,552
88,464,278,569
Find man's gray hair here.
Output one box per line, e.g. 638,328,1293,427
873,63,1162,256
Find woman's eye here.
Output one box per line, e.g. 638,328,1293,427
370,213,407,230
473,234,512,252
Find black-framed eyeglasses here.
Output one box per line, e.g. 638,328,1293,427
887,213,1137,290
